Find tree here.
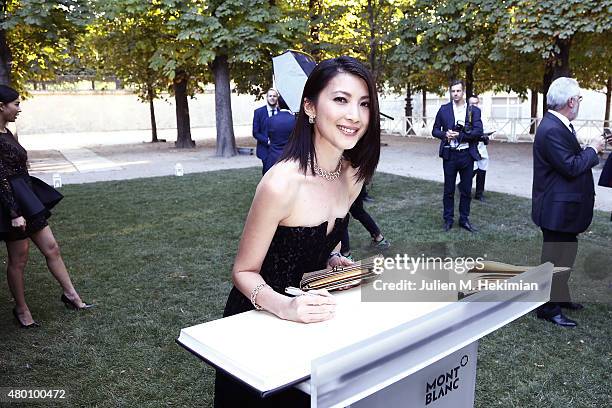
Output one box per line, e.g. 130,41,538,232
492,0,612,114
387,2,428,132
572,32,612,126
147,0,212,149
388,1,452,127
409,0,503,97
88,0,168,142
155,0,295,155
0,0,91,91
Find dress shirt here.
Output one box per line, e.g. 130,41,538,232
267,106,278,117
451,101,469,149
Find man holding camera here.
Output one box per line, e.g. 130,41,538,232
432,80,484,232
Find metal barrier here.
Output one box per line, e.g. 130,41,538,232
382,116,610,145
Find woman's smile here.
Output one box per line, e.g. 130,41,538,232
337,124,359,136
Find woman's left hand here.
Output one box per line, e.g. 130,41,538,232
11,216,26,231
328,254,354,269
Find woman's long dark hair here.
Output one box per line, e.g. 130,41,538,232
279,56,380,183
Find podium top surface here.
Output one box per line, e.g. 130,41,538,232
177,288,450,394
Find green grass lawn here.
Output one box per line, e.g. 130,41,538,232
1,168,610,407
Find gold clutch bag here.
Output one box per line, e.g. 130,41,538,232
299,255,384,291
459,260,570,298
467,260,570,278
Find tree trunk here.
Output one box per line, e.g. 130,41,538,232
542,63,554,116
0,29,12,86
542,37,572,117
367,0,377,85
147,84,158,143
173,70,195,148
530,89,538,134
212,55,237,157
605,77,611,128
465,63,475,98
422,90,427,125
308,0,322,61
552,38,572,80
405,84,415,135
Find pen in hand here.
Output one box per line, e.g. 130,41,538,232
285,286,326,297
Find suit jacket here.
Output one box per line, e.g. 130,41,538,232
598,154,612,188
252,106,271,161
432,102,483,161
531,112,600,233
263,111,295,174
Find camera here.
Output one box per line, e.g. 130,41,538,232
453,120,472,134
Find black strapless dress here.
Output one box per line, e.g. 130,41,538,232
214,214,349,408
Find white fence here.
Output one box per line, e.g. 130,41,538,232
382,116,610,144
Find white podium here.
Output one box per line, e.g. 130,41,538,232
177,263,553,407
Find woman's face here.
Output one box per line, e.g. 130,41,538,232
306,73,370,152
1,98,21,122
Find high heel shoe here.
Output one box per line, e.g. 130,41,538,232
12,308,40,328
61,294,94,310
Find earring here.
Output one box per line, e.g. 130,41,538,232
308,115,315,124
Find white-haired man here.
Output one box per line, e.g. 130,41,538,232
532,77,605,327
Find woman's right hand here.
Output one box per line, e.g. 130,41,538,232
281,289,337,323
11,216,26,231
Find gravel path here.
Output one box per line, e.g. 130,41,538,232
22,132,612,211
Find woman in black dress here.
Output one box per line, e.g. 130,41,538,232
0,85,91,328
214,56,381,407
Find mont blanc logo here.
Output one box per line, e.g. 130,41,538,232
425,354,469,405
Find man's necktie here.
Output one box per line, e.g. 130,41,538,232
569,123,577,138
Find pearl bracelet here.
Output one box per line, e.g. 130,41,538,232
250,283,269,310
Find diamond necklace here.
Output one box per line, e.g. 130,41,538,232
312,155,343,181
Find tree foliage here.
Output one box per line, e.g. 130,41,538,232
1,0,611,149
0,0,92,92
491,0,612,101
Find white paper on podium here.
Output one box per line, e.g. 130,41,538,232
177,289,450,395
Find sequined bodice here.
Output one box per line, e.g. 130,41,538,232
0,131,28,218
223,214,349,317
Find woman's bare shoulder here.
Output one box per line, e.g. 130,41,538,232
256,160,305,207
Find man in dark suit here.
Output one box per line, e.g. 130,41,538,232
252,88,279,173
532,77,605,327
432,80,483,232
263,96,295,174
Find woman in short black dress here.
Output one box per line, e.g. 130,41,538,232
214,57,381,407
0,85,91,328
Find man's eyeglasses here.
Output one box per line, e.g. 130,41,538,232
573,95,583,102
